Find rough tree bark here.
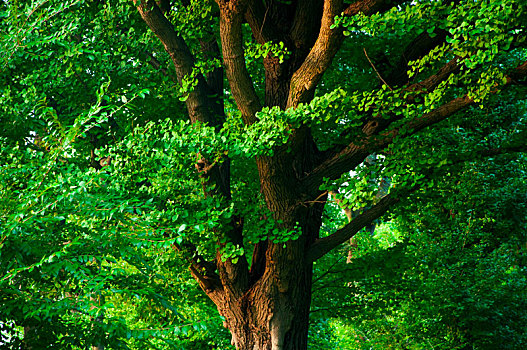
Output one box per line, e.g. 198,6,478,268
133,0,527,348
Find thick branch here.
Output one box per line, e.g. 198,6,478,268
134,0,193,81
376,58,527,150
287,0,403,109
308,59,527,261
134,0,217,124
306,41,461,180
303,52,482,192
386,29,450,87
308,140,527,262
378,96,474,148
289,0,324,54
136,0,252,294
217,0,262,124
286,0,345,109
305,58,527,180
307,193,399,262
303,94,474,192
405,57,460,95
356,58,461,147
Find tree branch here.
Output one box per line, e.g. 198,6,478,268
405,57,460,96
216,0,262,125
307,107,527,262
385,29,450,87
342,0,402,17
286,0,344,109
287,0,404,109
307,192,400,262
289,0,324,55
303,58,527,189
135,0,252,294
303,93,474,192
379,58,527,150
133,0,218,124
302,54,471,193
144,51,178,83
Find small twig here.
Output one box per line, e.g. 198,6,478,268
302,190,328,206
312,255,345,284
363,48,393,91
259,3,270,39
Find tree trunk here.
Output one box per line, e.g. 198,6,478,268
202,224,320,350
133,1,406,348
197,145,325,349
216,255,313,350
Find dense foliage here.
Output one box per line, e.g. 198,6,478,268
310,155,527,349
1,0,526,348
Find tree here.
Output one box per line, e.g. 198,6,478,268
1,0,526,349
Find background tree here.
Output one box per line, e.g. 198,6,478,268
309,105,527,349
1,0,526,349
